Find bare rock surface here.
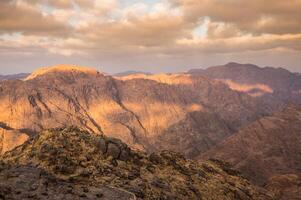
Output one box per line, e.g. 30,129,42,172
0,128,29,154
1,127,274,200
0,164,134,200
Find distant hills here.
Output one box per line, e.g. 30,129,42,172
114,70,152,77
0,73,29,81
189,62,301,104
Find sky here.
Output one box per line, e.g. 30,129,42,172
0,0,301,74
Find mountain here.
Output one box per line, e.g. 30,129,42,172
114,70,152,77
189,62,301,104
200,105,301,199
0,65,277,158
0,64,299,199
0,127,274,200
0,73,29,81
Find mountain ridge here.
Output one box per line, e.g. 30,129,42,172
188,62,301,104
25,65,101,81
200,104,301,185
114,70,152,77
0,66,277,158
0,127,274,200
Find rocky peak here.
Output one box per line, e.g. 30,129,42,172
1,127,274,200
3,127,133,175
25,65,101,81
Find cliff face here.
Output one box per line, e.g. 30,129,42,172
200,105,301,185
0,127,274,200
189,62,301,104
0,65,276,157
0,128,28,154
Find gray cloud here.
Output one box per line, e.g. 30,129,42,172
171,0,301,34
0,0,300,74
0,0,70,36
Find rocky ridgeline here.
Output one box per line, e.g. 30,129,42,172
1,127,273,200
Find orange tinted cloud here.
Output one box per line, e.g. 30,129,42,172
0,0,300,72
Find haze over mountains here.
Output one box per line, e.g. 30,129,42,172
0,73,29,81
114,71,153,77
0,62,300,199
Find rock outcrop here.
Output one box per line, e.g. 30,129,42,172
0,127,29,154
1,127,274,200
0,164,134,200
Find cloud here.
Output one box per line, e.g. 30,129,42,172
0,0,300,73
171,0,301,34
176,33,301,54
0,0,69,36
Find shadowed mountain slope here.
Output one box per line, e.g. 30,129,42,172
200,105,301,186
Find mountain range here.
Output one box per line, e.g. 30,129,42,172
114,70,152,77
189,62,301,104
0,63,300,199
0,64,278,156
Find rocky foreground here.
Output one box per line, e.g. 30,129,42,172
0,127,274,200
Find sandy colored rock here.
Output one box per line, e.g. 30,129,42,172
0,65,278,158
